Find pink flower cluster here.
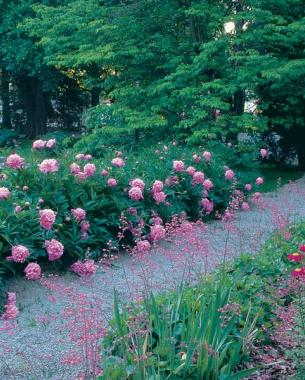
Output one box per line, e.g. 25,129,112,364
107,178,117,187
129,186,143,201
75,153,92,160
201,198,214,214
151,180,166,204
24,263,41,280
2,292,19,320
136,240,151,254
7,245,30,263
0,187,10,200
150,223,166,242
33,139,56,150
71,260,97,277
70,162,96,180
6,153,24,169
225,169,235,181
38,159,59,173
45,239,64,261
39,209,56,230
193,171,205,185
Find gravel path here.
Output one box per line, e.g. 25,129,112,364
1,177,305,379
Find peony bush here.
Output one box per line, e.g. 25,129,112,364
0,140,264,281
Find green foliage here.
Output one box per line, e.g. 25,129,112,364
0,129,18,147
100,221,305,380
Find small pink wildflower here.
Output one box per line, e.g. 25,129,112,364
39,209,56,230
173,160,184,172
71,208,86,222
129,187,143,201
101,169,108,176
8,245,29,263
38,159,59,173
71,260,97,277
24,263,41,280
6,153,24,169
0,187,10,200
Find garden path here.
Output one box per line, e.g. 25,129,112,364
1,176,305,379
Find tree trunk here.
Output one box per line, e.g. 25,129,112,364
233,89,245,115
1,67,11,128
294,128,305,169
16,76,47,138
91,87,100,107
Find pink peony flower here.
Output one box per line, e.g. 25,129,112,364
165,178,172,186
225,169,235,181
111,157,125,167
8,245,30,263
193,171,205,185
252,192,261,202
136,240,151,254
203,151,211,162
2,292,19,320
255,177,264,185
129,186,143,201
152,180,163,193
71,208,86,222
245,183,252,192
14,205,22,213
24,263,41,280
101,169,108,176
46,139,56,149
203,179,213,191
192,154,201,163
70,163,81,175
83,163,96,177
201,198,214,214
260,148,268,158
6,153,24,169
39,209,56,230
107,178,117,187
150,224,166,242
130,178,145,190
38,159,59,173
81,220,90,233
0,187,10,200
241,202,250,211
45,239,64,261
71,260,97,277
32,140,46,150
186,166,196,176
152,191,167,204
75,153,85,160
173,160,184,172
84,154,92,160
75,172,87,181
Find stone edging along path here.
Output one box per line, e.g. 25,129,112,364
1,176,305,379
